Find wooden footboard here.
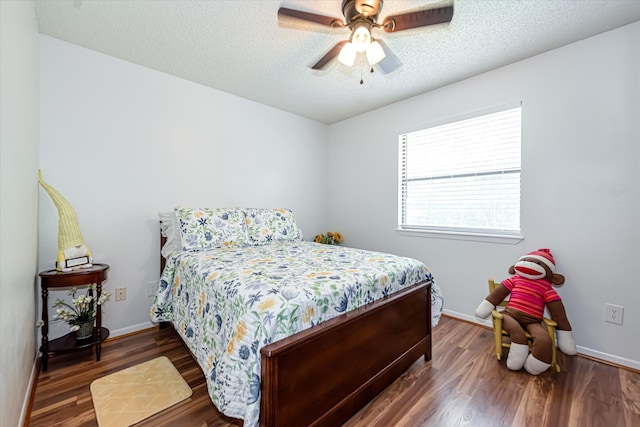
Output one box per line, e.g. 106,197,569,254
160,230,432,426
260,280,431,427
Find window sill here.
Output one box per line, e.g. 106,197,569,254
396,228,524,244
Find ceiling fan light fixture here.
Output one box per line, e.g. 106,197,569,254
338,42,357,66
366,40,385,65
280,0,454,74
351,23,371,52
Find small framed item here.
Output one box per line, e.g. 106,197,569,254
58,256,91,270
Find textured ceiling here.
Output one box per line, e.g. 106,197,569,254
34,0,640,124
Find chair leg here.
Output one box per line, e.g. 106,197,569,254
545,323,561,372
493,317,504,360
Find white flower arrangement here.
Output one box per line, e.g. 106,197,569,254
43,286,111,331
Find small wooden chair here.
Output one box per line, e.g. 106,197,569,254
488,278,561,372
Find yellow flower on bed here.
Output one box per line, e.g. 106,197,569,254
305,271,333,278
206,271,220,282
302,306,315,323
227,340,234,355
173,276,180,295
258,298,275,312
198,291,205,316
251,258,273,263
236,320,247,342
194,210,204,218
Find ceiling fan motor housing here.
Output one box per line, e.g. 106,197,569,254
343,0,383,25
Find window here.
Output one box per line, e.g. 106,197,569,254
398,104,521,238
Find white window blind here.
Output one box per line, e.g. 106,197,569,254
399,105,521,235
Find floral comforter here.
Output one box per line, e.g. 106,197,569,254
150,241,443,426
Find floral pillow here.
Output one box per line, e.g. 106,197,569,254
174,207,250,251
244,208,303,245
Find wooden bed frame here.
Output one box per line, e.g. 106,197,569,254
160,233,432,426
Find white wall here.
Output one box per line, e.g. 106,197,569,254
327,22,640,369
39,35,329,339
0,1,40,426
27,15,640,426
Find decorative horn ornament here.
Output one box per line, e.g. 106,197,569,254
38,170,93,271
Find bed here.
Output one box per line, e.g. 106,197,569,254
150,207,443,427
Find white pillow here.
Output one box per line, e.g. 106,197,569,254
159,211,181,258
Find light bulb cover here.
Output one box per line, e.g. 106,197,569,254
338,42,357,66
351,24,371,52
366,40,386,65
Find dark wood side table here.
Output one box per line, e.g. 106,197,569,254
38,263,110,371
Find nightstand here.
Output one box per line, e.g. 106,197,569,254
38,263,110,371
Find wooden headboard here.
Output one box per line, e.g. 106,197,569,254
160,232,167,273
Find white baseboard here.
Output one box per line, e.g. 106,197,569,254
20,352,39,427
108,321,156,338
575,347,640,371
442,309,640,371
442,309,492,328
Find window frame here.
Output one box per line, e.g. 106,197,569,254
397,103,524,244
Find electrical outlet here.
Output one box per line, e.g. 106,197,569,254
604,303,623,325
146,281,158,297
115,287,126,301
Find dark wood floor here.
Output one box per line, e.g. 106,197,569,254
28,316,640,427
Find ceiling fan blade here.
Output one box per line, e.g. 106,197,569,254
311,41,348,70
382,5,454,32
374,40,401,74
278,7,345,28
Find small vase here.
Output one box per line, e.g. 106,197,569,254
74,319,95,340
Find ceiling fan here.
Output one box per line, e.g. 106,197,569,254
278,0,454,73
